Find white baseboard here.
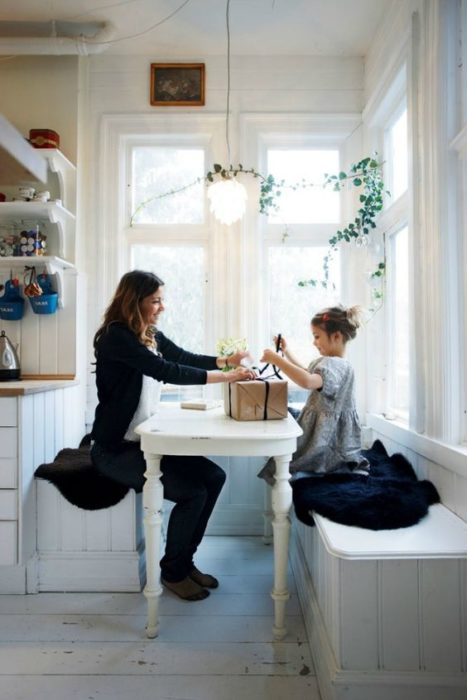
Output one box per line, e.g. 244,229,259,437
290,528,467,700
37,551,143,592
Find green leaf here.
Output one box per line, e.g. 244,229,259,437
353,178,362,186
213,163,222,173
339,171,347,180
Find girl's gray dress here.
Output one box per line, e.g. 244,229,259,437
258,356,368,484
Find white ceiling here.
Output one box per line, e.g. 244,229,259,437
0,0,392,57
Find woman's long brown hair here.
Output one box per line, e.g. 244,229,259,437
94,270,164,350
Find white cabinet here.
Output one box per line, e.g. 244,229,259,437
0,383,83,593
0,397,17,569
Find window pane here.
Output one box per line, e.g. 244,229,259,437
267,150,340,224
267,246,340,400
131,245,205,351
131,147,205,224
390,226,409,414
389,110,408,201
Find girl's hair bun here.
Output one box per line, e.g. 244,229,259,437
312,304,362,342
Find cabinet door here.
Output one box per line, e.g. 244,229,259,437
0,398,17,426
0,490,17,519
0,428,17,458
0,521,17,565
0,459,16,488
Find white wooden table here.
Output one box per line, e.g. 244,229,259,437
135,403,302,640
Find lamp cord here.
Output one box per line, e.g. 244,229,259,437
225,0,232,166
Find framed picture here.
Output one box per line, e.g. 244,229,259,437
150,63,205,106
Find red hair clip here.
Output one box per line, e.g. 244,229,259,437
322,313,330,322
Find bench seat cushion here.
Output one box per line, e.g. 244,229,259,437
292,439,440,530
35,443,129,510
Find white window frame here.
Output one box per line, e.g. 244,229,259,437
385,221,409,421
95,114,236,363
239,113,361,363
363,60,412,424
383,101,408,206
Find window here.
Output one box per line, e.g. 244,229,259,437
386,226,409,418
267,149,340,224
131,146,205,224
261,146,342,402
267,246,340,368
385,107,408,203
127,138,209,400
131,245,206,353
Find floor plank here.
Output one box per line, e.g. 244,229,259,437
0,536,320,700
1,675,321,700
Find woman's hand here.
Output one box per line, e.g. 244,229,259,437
218,350,253,369
226,366,257,382
207,367,256,384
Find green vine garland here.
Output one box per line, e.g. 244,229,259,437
130,156,387,309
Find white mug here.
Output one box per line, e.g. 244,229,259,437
33,191,50,203
18,186,35,201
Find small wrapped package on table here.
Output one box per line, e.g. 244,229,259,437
224,379,288,421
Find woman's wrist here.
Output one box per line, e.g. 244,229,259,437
216,356,232,371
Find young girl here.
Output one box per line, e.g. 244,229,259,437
258,305,369,482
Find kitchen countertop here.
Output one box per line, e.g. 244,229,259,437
0,378,79,396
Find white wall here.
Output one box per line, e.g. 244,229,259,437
0,56,79,163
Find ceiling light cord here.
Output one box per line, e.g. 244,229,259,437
225,0,232,166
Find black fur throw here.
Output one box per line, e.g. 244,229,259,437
291,439,440,530
35,436,129,510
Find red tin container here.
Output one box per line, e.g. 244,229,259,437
29,129,60,149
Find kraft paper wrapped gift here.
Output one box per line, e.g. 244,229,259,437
224,379,288,421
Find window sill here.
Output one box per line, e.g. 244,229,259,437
366,413,467,477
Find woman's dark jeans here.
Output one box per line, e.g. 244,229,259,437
91,441,226,582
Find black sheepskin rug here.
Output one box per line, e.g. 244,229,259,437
291,439,440,530
35,436,129,510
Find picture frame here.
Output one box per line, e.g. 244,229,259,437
150,63,205,106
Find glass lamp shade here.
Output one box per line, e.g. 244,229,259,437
207,177,247,225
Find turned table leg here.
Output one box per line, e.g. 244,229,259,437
142,452,163,638
270,453,292,640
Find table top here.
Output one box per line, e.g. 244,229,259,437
135,401,302,457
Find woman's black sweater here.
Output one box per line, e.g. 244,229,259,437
91,322,217,450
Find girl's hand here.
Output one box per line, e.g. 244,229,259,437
260,349,280,364
273,335,287,352
226,366,257,382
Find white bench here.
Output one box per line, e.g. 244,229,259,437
290,503,467,700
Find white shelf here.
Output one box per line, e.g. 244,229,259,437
0,201,75,225
0,202,75,261
0,255,75,270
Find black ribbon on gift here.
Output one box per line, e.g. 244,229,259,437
227,334,284,420
228,378,272,420
255,333,283,381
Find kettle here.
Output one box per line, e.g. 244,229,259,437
0,330,21,381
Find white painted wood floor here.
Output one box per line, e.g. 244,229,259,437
0,536,321,700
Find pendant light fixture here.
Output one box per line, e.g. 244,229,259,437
207,0,248,225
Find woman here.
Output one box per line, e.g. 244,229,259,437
90,270,255,601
